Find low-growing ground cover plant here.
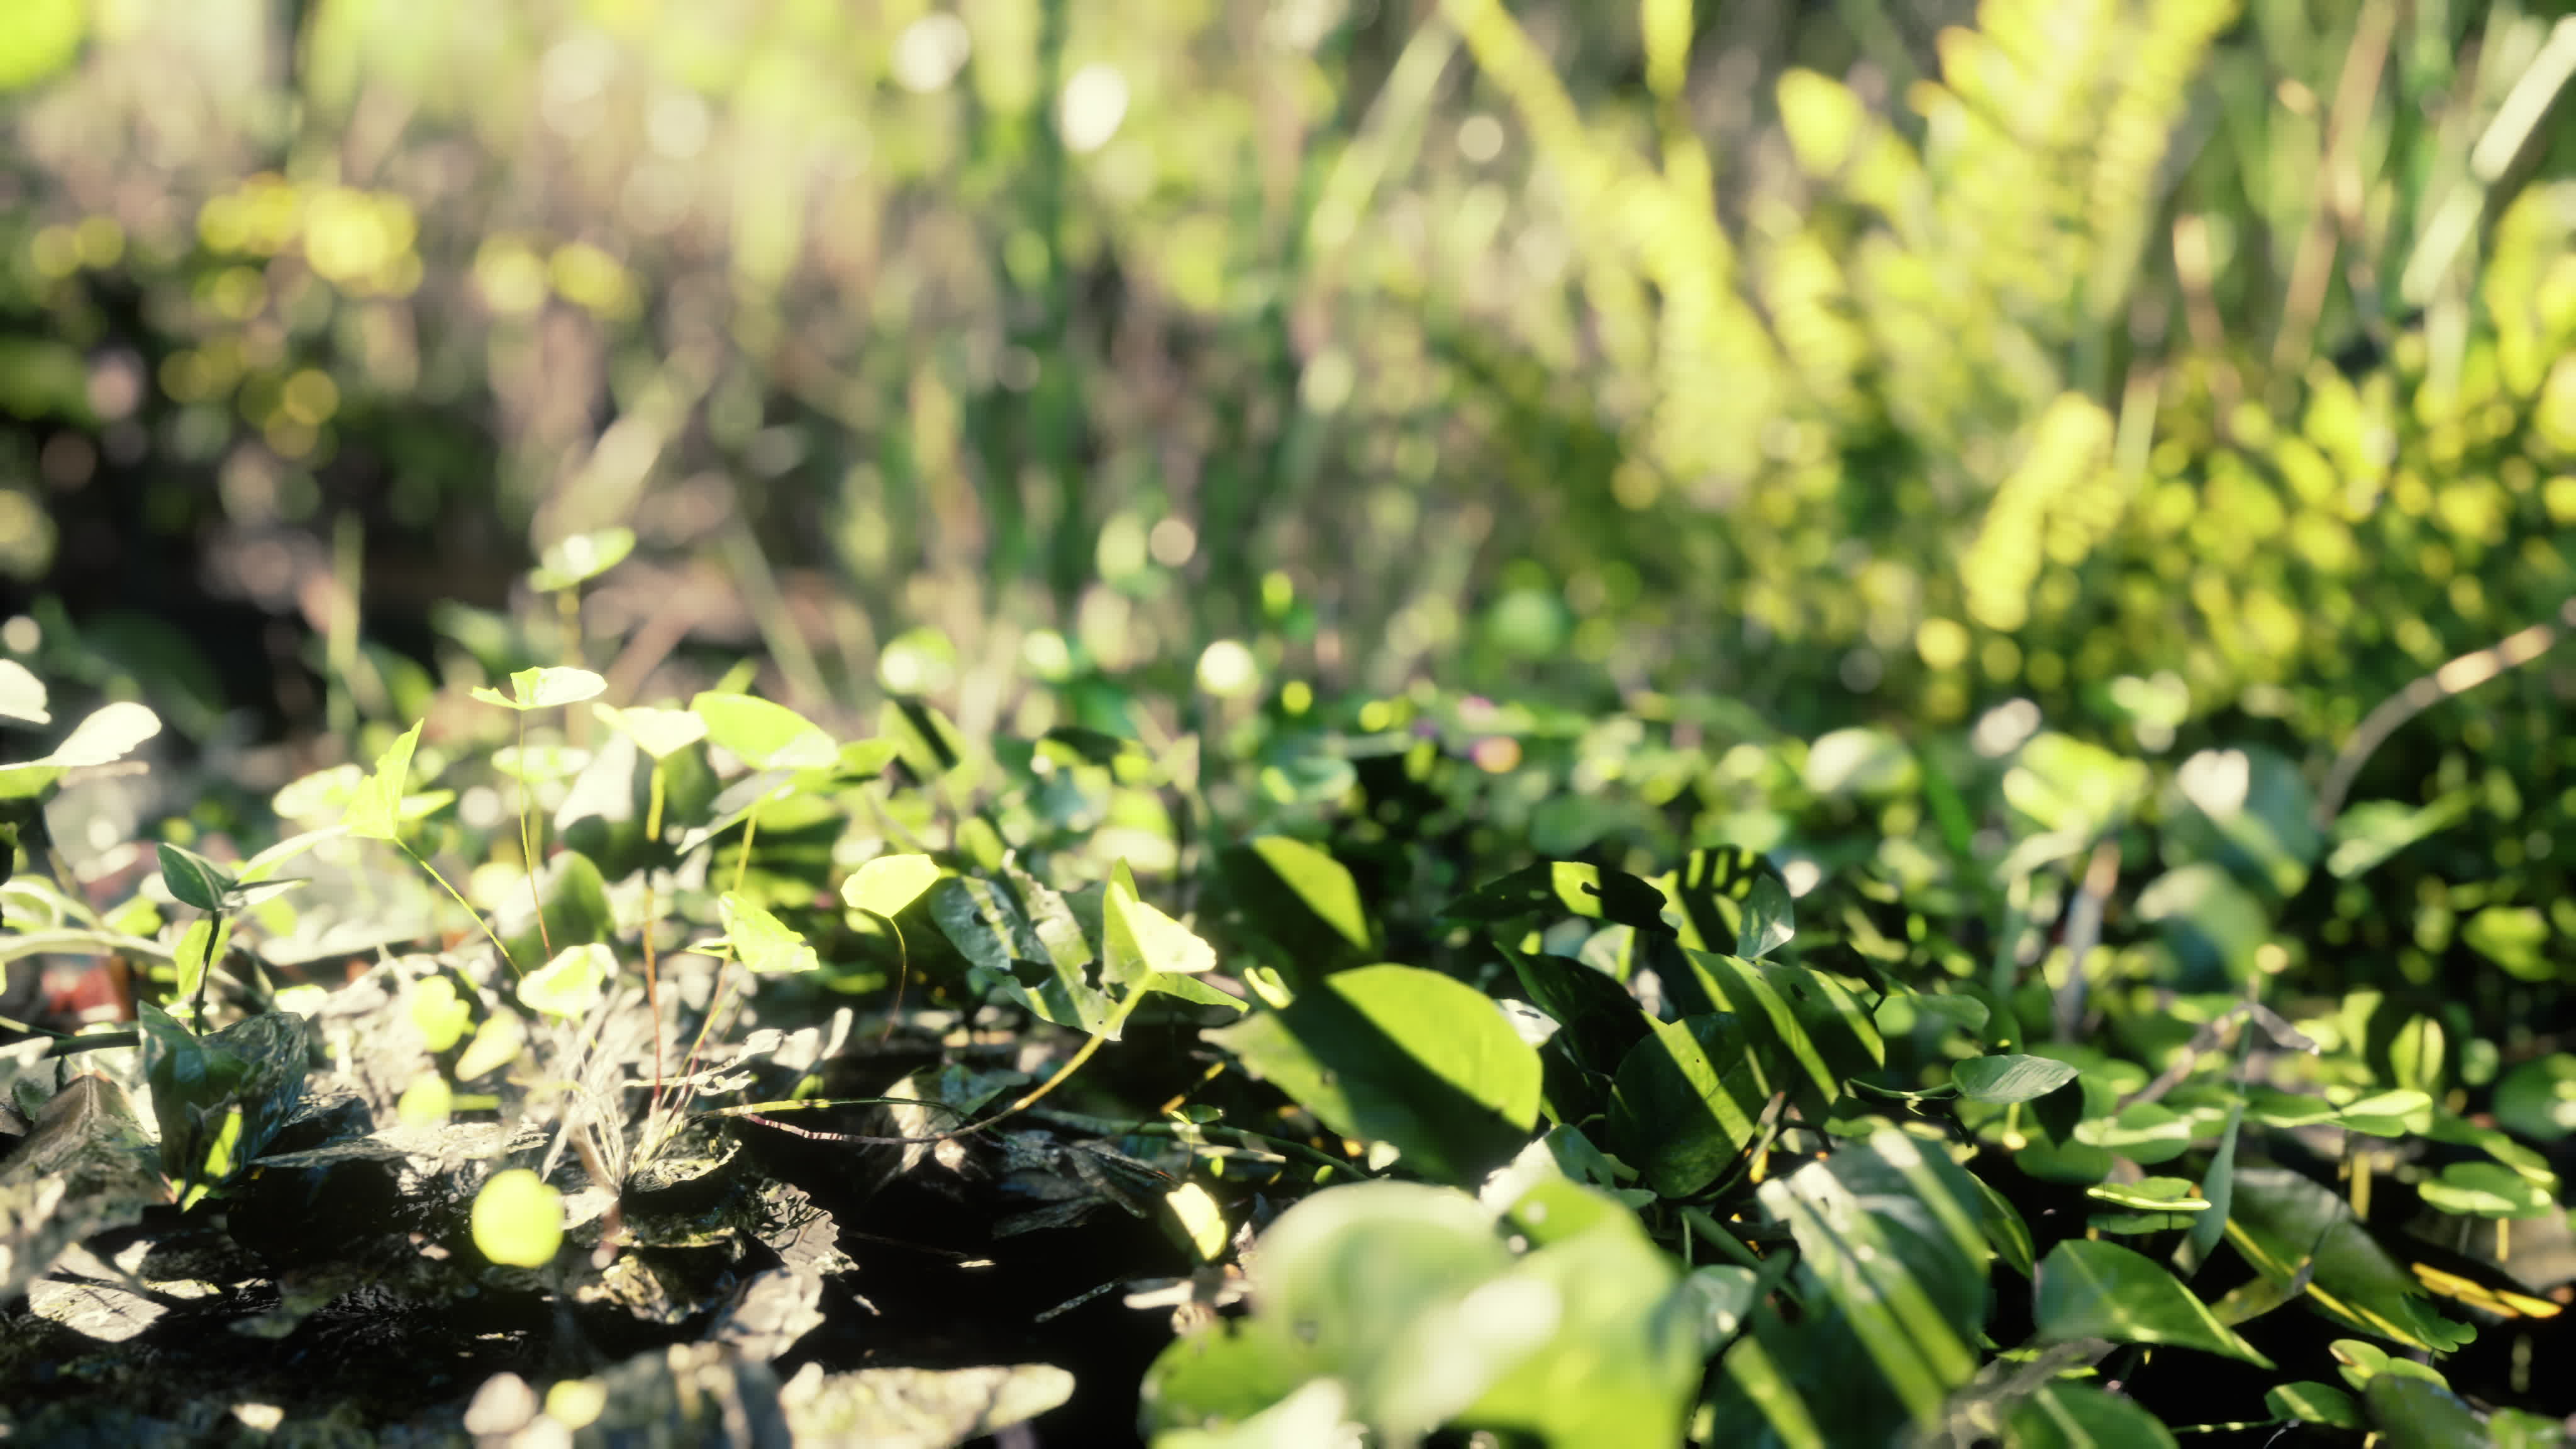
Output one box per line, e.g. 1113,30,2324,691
4,579,2576,1446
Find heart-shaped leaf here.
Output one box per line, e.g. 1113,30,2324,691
342,721,424,842
591,702,709,760
692,691,837,772
472,666,607,712
842,853,941,919
720,892,819,975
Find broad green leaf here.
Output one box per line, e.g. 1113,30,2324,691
342,721,424,842
2004,1382,2179,1449
1501,950,1651,1075
472,666,607,712
1221,836,1372,975
1736,874,1795,960
2079,1101,2194,1164
590,702,709,760
45,701,162,769
841,853,941,919
2492,1053,2576,1141
1672,948,1883,1113
2032,1240,2271,1365
2416,1162,2558,1219
529,525,635,591
691,691,837,771
2462,906,2553,983
1654,847,1787,954
521,942,613,1018
1104,881,1218,981
0,659,47,724
172,916,234,1001
2337,1089,2434,1137
471,1169,564,1267
2363,1375,2487,1449
1952,1054,2080,1104
1441,860,1674,933
931,871,1112,1033
2327,794,2473,879
1208,965,1541,1184
1729,1129,1992,1440
1605,1016,1765,1197
2224,1167,2473,1352
2265,1382,2363,1429
719,892,819,975
156,841,233,911
1973,1174,2036,1278
135,1003,311,1197
272,763,365,822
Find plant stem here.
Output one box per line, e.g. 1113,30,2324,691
643,760,668,1122
519,712,552,960
399,840,520,976
190,908,222,1033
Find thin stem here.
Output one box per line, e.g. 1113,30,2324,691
643,760,669,1123
871,909,910,1044
399,840,520,976
190,908,223,1033
519,712,552,961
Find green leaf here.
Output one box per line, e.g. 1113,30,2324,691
1208,965,1541,1184
529,525,635,591
2224,1167,2472,1353
2084,1177,2209,1213
841,853,941,920
1656,847,1787,955
719,892,820,976
470,1169,564,1267
156,841,234,911
0,658,47,725
521,942,613,1019
2179,1097,2244,1273
1605,1017,1765,1197
341,721,424,842
2363,1375,2487,1449
1673,948,1883,1113
1221,836,1373,975
930,870,1112,1033
1441,860,1674,934
2004,1382,2179,1449
1953,1054,2081,1104
2492,1053,2576,1142
2033,1239,2272,1365
2265,1382,2363,1430
2416,1162,2558,1219
409,974,474,1053
472,666,608,712
1974,1174,2036,1277
44,701,163,769
1501,950,1651,1075
1731,1128,1993,1438
590,702,709,761
1736,874,1795,960
691,691,837,771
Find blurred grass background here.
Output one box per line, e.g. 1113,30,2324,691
0,0,2572,802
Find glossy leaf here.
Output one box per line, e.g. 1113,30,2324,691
1209,964,1541,1184
2032,1240,2271,1365
2265,1382,2363,1430
2004,1383,2179,1449
156,841,233,911
1441,860,1674,933
1221,836,1372,975
1606,1016,1765,1197
1952,1054,2080,1104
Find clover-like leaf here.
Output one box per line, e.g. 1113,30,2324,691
341,720,424,842
591,702,709,760
471,1169,565,1267
156,841,235,912
842,853,940,919
521,942,613,1020
721,891,820,975
472,666,608,712
692,691,837,771
529,526,636,592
